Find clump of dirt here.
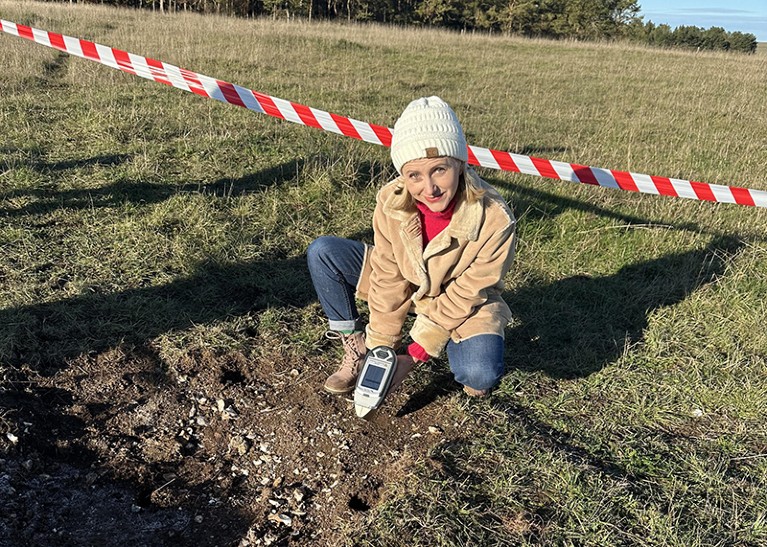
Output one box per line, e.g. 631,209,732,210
0,342,462,546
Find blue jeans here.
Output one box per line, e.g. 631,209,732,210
306,236,505,391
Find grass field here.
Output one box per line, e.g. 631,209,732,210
2,1,767,545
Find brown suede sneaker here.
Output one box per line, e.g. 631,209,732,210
463,385,488,397
324,331,366,394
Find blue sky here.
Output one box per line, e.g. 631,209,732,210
638,0,767,41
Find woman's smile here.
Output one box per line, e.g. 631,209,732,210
402,157,460,212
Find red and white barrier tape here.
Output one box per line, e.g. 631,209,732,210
2,19,766,208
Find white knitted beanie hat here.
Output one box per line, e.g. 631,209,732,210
390,96,468,174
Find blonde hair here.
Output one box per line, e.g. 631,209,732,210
461,162,486,203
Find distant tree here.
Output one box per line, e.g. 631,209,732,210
388,0,421,24
624,16,650,42
728,31,757,54
531,0,566,38
672,25,704,49
561,0,640,40
609,0,640,26
262,0,298,18
501,0,540,35
650,23,674,47
702,26,728,50
416,0,464,28
454,0,499,31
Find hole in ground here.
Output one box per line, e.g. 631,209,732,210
220,368,245,385
135,487,153,508
348,494,370,512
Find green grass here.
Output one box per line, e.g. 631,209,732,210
2,1,767,545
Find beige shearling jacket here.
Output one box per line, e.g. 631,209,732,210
356,169,516,357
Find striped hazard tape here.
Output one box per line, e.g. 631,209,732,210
2,18,766,208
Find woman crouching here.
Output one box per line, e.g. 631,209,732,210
307,96,516,402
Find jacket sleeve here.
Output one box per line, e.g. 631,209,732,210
410,209,516,357
365,196,413,350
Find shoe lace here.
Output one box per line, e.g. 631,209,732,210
325,331,365,372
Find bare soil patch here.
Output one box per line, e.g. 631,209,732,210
1,343,461,546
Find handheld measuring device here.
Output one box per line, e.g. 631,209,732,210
353,346,398,419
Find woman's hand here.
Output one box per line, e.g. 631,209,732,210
387,354,417,394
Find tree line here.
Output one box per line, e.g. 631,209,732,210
45,0,759,53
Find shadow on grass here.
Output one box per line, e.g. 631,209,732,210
516,145,569,157
35,153,131,172
505,234,742,379
396,367,462,417
397,234,741,415
0,158,301,218
420,236,749,542
1,253,315,372
2,151,391,217
478,175,742,378
489,176,710,233
4,225,382,371
422,396,677,544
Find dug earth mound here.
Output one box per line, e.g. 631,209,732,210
1,344,461,546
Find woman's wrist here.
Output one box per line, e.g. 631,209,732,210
407,341,430,364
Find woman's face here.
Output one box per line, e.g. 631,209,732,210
402,157,461,213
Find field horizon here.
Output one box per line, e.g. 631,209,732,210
2,1,767,546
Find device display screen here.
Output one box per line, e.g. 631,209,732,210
360,364,386,390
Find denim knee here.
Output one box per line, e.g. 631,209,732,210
447,335,505,391
457,364,503,391
306,235,334,271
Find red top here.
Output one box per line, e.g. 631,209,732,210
407,197,457,362
416,197,457,247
